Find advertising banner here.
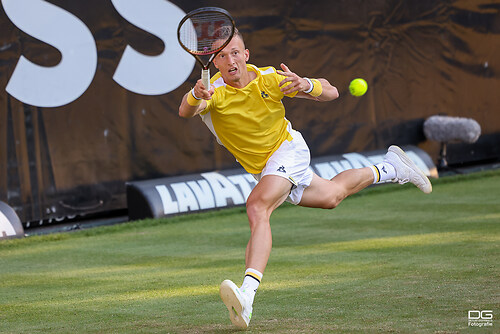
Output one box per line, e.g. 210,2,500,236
0,1,497,225
127,146,437,220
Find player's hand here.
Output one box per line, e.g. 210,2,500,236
193,79,214,100
277,63,311,95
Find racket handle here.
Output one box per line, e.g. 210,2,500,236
202,68,210,91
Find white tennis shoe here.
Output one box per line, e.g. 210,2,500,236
220,280,252,329
385,145,432,194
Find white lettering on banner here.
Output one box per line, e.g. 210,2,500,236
170,182,199,213
312,151,430,179
314,162,336,180
343,152,374,169
154,173,255,216
187,180,215,210
244,174,258,194
333,160,351,174
2,0,194,107
146,149,434,218
0,211,16,237
313,160,353,179
111,0,194,95
3,0,97,107
201,173,245,207
367,154,385,164
155,185,178,215
228,174,254,201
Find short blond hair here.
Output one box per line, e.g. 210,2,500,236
214,26,244,47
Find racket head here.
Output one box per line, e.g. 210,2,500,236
177,7,235,67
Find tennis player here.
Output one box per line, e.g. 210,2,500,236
178,27,432,329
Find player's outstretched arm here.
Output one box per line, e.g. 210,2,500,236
277,63,339,102
179,79,213,118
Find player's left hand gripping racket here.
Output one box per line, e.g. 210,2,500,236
177,7,235,91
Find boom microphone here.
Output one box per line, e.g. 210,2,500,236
423,115,481,144
423,115,481,169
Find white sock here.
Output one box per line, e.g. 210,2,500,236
240,268,262,304
370,162,396,183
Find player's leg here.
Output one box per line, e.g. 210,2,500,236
299,167,373,209
220,174,292,329
299,145,432,209
244,174,292,272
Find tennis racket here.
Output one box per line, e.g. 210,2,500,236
177,7,235,91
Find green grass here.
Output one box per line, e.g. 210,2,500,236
1,170,499,333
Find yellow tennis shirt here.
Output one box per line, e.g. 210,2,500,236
200,64,298,174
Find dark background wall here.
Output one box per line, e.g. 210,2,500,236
1,0,499,224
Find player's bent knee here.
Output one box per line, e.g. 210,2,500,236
321,193,344,210
322,199,338,210
300,189,344,209
246,200,268,226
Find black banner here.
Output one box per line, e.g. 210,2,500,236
127,146,437,220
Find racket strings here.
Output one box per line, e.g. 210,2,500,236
179,12,233,55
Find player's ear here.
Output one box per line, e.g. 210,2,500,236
213,57,219,69
244,49,249,62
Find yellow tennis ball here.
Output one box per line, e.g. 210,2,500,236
349,78,368,97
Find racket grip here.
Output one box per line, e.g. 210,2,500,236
202,68,210,91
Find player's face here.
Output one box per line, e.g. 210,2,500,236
213,35,249,86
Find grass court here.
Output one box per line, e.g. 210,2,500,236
1,170,499,333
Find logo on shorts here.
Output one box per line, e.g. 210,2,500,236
277,165,286,173
261,91,269,98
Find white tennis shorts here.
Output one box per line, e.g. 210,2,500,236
253,128,314,205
